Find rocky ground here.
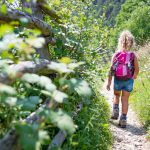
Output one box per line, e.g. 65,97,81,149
101,81,150,150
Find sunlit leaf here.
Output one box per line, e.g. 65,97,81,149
50,109,76,134
5,97,17,106
24,7,32,14
38,76,56,92
0,4,7,14
21,74,40,84
0,25,13,38
0,83,16,95
48,62,73,74
38,130,50,143
59,78,92,97
68,62,85,70
72,79,92,97
52,90,68,103
26,37,45,48
58,57,72,64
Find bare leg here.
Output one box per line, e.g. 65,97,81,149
113,90,121,104
121,90,130,114
111,90,121,119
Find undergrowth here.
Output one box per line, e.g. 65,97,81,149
62,93,112,150
130,44,150,139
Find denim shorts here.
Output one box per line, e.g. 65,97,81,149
114,77,134,92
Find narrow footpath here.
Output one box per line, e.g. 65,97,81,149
101,81,150,150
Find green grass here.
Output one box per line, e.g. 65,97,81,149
62,94,112,150
130,72,150,138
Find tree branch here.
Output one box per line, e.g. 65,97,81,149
37,0,62,24
0,59,52,84
0,10,52,37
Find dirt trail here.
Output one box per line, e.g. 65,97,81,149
101,81,150,150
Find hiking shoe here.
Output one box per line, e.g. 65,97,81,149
119,118,127,128
111,108,119,120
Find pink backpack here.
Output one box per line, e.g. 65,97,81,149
112,51,135,80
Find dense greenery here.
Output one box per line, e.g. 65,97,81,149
0,0,112,150
110,0,150,47
94,0,126,26
63,95,112,150
130,45,150,139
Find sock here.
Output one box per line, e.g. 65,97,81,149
113,104,119,109
121,113,127,119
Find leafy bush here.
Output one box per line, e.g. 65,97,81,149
0,1,113,150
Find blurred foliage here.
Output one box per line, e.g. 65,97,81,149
0,0,112,150
109,0,150,48
93,0,126,26
130,45,150,139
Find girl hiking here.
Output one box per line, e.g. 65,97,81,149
106,30,139,128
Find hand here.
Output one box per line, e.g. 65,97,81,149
106,84,111,91
132,74,137,79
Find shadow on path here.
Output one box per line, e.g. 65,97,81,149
110,119,146,136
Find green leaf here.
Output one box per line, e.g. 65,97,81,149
29,96,40,104
0,24,13,38
58,57,72,64
68,62,85,70
26,37,45,48
38,130,50,144
21,74,40,84
18,96,40,111
49,109,76,135
24,7,32,14
20,17,29,27
15,124,37,150
15,123,41,150
5,97,17,106
60,78,92,97
52,90,68,103
0,84,16,95
71,79,92,97
48,62,73,74
0,4,7,14
38,76,56,92
39,109,75,134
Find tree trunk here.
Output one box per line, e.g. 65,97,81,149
21,0,51,59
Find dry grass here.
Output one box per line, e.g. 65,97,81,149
136,42,150,60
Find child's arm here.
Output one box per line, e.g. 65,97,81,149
133,55,139,79
107,72,113,91
106,54,115,91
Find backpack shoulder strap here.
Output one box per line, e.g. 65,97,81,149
113,52,121,63
126,52,130,63
126,52,135,61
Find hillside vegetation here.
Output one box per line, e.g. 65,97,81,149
110,0,150,47
94,0,126,26
130,43,150,138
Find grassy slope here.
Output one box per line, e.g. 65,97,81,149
130,43,150,138
63,95,112,150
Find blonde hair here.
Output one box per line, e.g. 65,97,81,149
117,30,135,51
